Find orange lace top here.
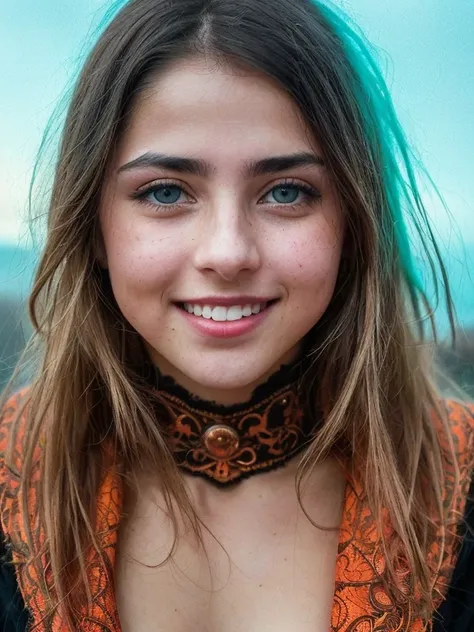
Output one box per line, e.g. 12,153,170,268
1,391,474,631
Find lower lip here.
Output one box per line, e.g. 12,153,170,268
176,303,277,339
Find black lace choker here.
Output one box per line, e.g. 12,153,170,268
148,359,321,485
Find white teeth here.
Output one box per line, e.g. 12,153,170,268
211,306,227,321
226,306,243,321
182,302,270,321
202,305,213,319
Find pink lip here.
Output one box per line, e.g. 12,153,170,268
177,295,276,307
176,302,277,339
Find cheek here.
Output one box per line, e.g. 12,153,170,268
267,220,344,290
101,216,185,300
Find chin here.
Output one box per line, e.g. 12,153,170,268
146,335,302,400
185,363,269,392
152,349,287,403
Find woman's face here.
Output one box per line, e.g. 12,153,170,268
100,56,345,403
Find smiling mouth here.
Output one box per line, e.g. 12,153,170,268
176,300,279,322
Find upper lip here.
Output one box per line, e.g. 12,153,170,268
176,296,278,307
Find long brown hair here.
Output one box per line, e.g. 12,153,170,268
2,0,462,626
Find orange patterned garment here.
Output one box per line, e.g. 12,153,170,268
1,391,474,631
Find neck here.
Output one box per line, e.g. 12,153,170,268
146,349,319,485
147,346,302,405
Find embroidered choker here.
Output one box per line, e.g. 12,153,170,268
149,360,320,485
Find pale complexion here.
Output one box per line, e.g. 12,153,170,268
116,458,346,632
99,56,345,404
102,56,347,631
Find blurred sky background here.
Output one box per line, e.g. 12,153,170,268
0,0,473,331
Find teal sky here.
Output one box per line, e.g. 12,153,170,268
1,0,473,254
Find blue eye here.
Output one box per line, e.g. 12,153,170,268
262,181,321,207
131,180,194,213
270,184,301,204
149,185,183,204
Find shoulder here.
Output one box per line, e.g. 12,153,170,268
0,388,32,479
441,398,474,431
0,392,31,631
431,398,474,514
0,520,29,631
434,398,474,471
433,401,474,630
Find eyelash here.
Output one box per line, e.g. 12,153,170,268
131,178,322,213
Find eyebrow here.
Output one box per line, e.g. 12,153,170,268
117,151,325,177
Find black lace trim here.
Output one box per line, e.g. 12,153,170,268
146,353,312,415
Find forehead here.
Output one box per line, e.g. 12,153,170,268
115,56,321,166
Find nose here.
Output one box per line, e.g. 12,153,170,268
193,203,261,282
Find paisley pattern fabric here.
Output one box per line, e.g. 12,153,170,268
0,390,473,631
0,389,122,631
332,401,474,632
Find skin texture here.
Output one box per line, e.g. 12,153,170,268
116,457,345,632
100,56,345,404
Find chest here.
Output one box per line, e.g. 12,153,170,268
115,468,344,632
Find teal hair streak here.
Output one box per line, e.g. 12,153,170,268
313,0,455,341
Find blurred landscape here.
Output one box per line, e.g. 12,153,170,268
0,241,473,398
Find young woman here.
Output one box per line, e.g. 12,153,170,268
1,0,473,630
